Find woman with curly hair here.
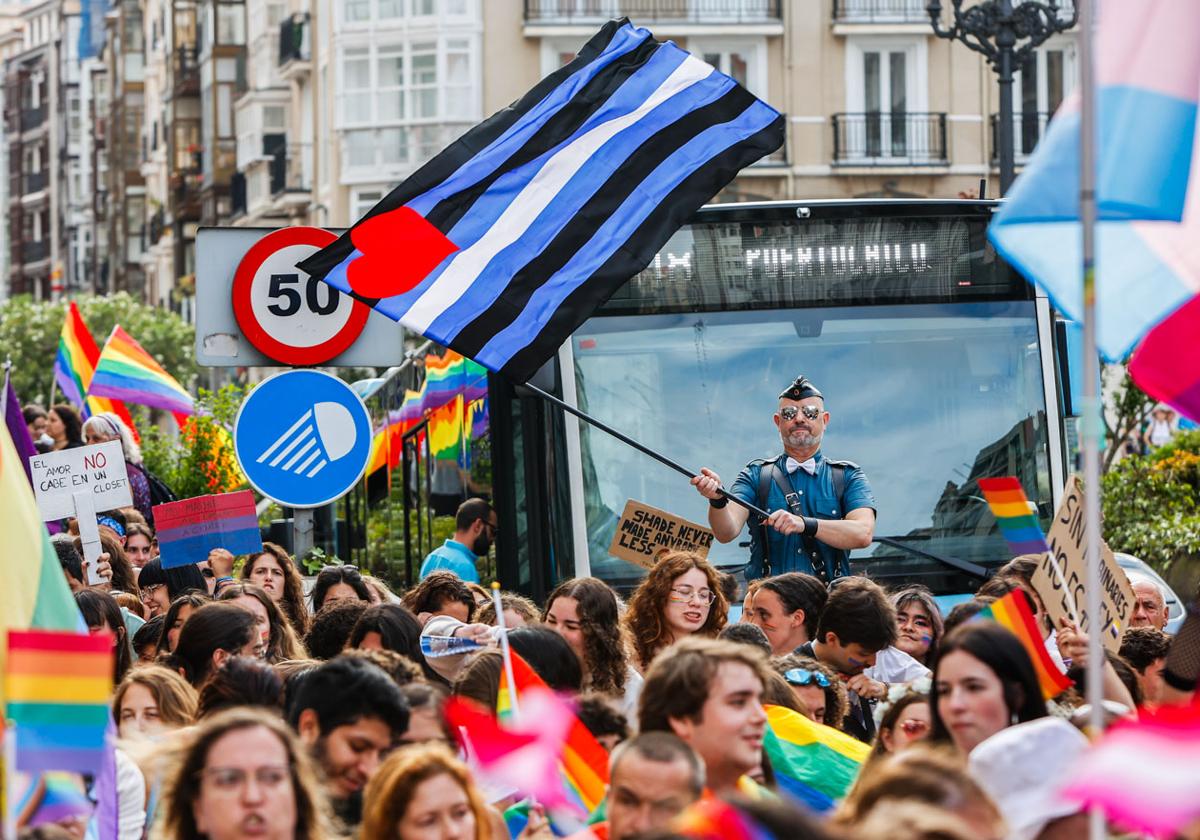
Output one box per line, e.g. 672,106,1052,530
218,581,309,662
624,551,728,672
544,577,643,717
240,542,311,636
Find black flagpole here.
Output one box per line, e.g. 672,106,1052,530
519,381,770,519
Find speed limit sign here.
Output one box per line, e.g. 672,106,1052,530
232,226,370,366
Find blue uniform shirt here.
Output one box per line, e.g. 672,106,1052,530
729,450,876,581
419,539,481,584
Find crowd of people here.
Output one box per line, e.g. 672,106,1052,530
16,481,1199,840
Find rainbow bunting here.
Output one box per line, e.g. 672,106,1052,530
5,629,113,774
429,395,464,462
53,301,139,434
497,652,610,817
975,590,1073,700
761,704,869,812
978,477,1050,556
90,325,194,416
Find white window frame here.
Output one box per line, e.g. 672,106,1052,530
843,36,931,164
687,36,767,100
539,37,583,78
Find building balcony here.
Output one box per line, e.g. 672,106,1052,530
20,239,50,265
269,142,312,203
147,207,165,245
22,170,48,195
524,0,781,26
990,110,1053,166
20,106,47,132
832,112,948,166
832,0,927,24
172,47,200,98
278,14,311,81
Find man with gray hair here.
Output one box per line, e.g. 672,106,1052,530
1129,576,1169,631
603,732,704,840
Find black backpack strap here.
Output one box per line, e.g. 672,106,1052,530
753,458,782,578
831,463,846,510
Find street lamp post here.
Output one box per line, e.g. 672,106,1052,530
926,0,1077,194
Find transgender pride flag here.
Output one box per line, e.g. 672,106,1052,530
989,0,1200,420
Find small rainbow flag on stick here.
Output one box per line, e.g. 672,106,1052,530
5,629,113,774
976,590,1073,700
977,476,1050,555
89,325,194,416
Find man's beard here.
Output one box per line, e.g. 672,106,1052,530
783,429,822,449
471,534,492,556
314,738,364,828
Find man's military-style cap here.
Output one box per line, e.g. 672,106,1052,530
779,375,823,401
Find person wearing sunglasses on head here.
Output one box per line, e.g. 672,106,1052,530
771,654,847,729
690,375,876,585
418,497,497,585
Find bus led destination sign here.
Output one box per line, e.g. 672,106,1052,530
604,213,1023,313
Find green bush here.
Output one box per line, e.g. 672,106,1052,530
1102,432,1200,576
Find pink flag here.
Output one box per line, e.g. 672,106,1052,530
1062,703,1200,836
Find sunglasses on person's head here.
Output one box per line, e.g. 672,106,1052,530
783,668,831,688
321,564,361,579
779,405,822,421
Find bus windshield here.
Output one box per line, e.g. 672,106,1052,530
569,207,1054,595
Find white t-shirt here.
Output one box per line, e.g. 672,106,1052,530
865,645,932,684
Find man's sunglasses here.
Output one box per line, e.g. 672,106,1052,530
779,406,822,421
783,668,831,688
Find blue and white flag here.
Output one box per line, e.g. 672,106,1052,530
420,634,487,659
299,19,784,381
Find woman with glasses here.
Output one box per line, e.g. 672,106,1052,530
240,542,311,636
218,581,308,662
167,602,264,688
544,577,643,717
624,551,728,672
771,653,847,729
310,564,373,613
137,558,208,619
891,584,944,667
156,707,334,840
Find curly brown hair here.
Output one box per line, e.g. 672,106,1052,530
624,552,728,671
240,543,310,636
544,577,631,695
401,571,475,621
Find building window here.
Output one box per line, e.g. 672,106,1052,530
340,0,473,25
842,37,931,162
352,189,384,219
687,37,767,98
216,4,246,44
1007,38,1076,158
338,37,478,129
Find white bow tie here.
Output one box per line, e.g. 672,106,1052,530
786,457,817,475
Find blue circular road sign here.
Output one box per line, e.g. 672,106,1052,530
234,369,372,508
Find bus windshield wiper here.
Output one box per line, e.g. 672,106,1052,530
870,536,991,580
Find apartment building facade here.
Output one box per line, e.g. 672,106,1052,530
4,1,1077,305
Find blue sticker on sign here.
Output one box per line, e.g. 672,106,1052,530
234,369,372,509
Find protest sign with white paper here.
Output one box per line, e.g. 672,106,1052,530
1031,476,1135,653
29,441,131,583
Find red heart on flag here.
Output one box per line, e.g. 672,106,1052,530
347,206,458,299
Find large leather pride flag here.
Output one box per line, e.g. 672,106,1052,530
299,19,783,382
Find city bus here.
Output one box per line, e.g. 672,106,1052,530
364,199,1077,604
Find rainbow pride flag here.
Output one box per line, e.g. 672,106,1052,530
90,325,194,416
978,476,1050,556
53,301,138,432
672,798,777,840
424,350,489,414
17,771,94,827
0,424,82,663
498,652,609,818
429,395,464,462
976,590,1072,700
5,629,113,774
762,704,869,812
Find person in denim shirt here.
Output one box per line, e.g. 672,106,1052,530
691,375,876,582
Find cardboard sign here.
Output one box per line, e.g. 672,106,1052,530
608,500,714,569
1031,476,1136,652
30,441,131,521
153,490,263,569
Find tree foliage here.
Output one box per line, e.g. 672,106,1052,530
1102,430,1200,576
0,294,196,406
1101,364,1156,472
140,385,248,500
